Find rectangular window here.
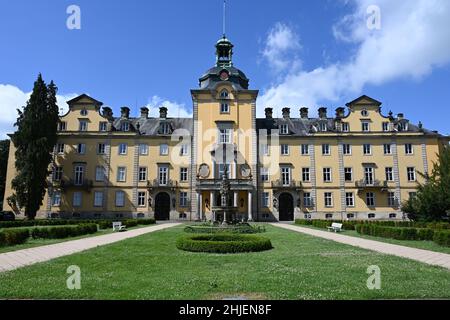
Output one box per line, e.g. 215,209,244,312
58,122,67,131
218,164,231,179
319,122,327,132
95,166,105,182
388,192,396,207
77,143,86,155
280,144,289,155
219,128,232,144
362,121,370,132
138,167,147,182
346,192,354,207
280,124,289,135
363,144,372,155
409,192,417,199
138,192,146,207
56,143,65,154
324,192,333,207
74,165,84,186
94,191,104,207
383,143,392,155
99,122,108,132
302,168,310,182
322,144,330,155
158,166,169,185
261,167,269,182
344,167,353,182
180,168,188,182
160,144,169,155
220,103,230,113
364,167,374,185
382,122,390,132
389,213,397,219
281,167,291,186
97,143,106,155
118,143,127,155
52,191,61,207
121,122,130,132
115,191,125,207
405,144,413,155
179,192,188,207
385,167,393,181
73,192,82,207
53,166,63,181
117,167,126,182
301,144,309,155
303,193,312,207
323,168,332,182
180,144,189,156
366,192,375,207
262,192,270,207
160,123,170,135
79,120,88,132
343,144,351,155
139,143,148,155
342,123,350,132
407,167,416,181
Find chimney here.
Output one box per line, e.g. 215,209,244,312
120,107,130,119
335,107,345,118
282,107,290,119
102,106,113,118
159,107,168,119
318,107,327,118
300,107,308,119
140,107,149,119
265,108,273,119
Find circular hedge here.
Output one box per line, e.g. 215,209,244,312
176,234,273,254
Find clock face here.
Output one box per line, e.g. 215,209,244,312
220,70,229,81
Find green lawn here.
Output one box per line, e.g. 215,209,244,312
294,224,450,254
0,224,449,300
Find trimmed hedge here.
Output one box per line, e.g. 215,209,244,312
295,219,450,231
184,225,266,234
295,219,357,231
31,224,98,239
433,230,450,247
0,229,30,246
97,219,156,230
176,234,273,254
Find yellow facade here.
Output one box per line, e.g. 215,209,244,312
2,36,449,221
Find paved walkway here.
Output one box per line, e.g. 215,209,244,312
0,223,181,273
271,223,450,270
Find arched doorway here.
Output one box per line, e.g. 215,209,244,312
155,192,170,220
278,193,294,221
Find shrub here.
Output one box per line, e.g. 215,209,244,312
184,224,265,234
31,223,97,239
355,224,438,241
433,230,450,247
123,219,138,228
176,233,273,254
0,229,30,246
137,219,156,225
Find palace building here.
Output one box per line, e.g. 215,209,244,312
3,36,449,221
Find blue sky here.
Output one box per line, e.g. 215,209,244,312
0,0,449,137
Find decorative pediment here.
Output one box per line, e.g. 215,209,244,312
346,95,382,107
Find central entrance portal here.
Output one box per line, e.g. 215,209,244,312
278,193,294,221
155,192,170,220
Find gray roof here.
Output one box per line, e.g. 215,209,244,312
112,117,193,136
199,65,249,90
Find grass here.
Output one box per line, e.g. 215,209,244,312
294,223,450,254
0,225,148,254
0,224,449,300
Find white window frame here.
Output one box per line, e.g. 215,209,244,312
303,193,312,207
323,167,332,183
139,143,148,155
324,192,333,207
363,144,372,155
281,167,291,186
405,144,414,155
262,192,270,208
73,191,82,207
383,143,392,155
385,167,394,182
99,122,108,132
366,192,375,207
388,192,396,207
94,191,104,207
180,168,188,182
52,191,61,207
97,143,106,155
117,167,127,182
79,120,88,132
95,166,105,182
280,124,289,135
344,167,353,182
322,144,330,155
137,192,146,207
74,165,84,186
77,143,86,155
364,167,374,185
260,167,269,182
160,144,169,155
56,143,65,154
407,167,416,182
302,167,310,182
220,103,230,113
53,166,63,181
180,192,188,207
158,166,169,185
281,144,289,155
301,144,309,155
118,143,127,155
115,191,125,207
362,121,370,132
342,123,350,132
138,167,147,182
343,144,352,155
345,192,355,207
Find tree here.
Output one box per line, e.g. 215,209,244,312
402,145,450,221
0,139,10,210
10,74,60,219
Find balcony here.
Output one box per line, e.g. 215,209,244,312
60,178,94,192
196,178,253,191
147,179,178,191
355,179,388,192
271,180,302,190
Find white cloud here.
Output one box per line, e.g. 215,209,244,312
261,22,302,73
0,84,77,139
259,0,450,117
146,95,192,118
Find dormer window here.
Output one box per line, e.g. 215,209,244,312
319,122,327,132
80,109,88,116
220,90,229,99
398,121,409,132
362,121,370,132
382,122,390,132
99,122,108,132
280,124,289,135
160,122,171,135
220,103,230,113
58,122,67,131
361,109,369,117
342,123,349,132
79,120,88,132
121,122,130,132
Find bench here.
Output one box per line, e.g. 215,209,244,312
327,223,343,233
112,222,127,232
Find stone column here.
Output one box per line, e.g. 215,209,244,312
234,191,238,207
197,192,202,221
210,191,215,221
248,192,253,221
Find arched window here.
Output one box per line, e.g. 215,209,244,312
220,89,229,98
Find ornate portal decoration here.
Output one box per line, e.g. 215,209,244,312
198,163,210,178
240,164,251,178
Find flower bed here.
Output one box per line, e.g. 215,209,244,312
176,234,273,254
